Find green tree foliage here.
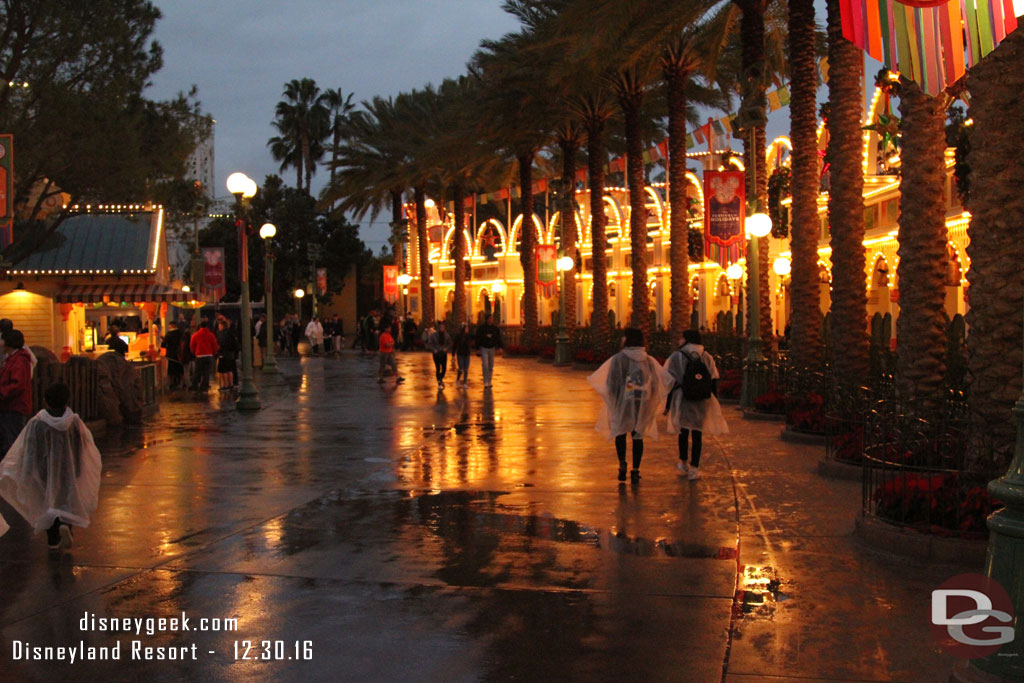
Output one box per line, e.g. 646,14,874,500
0,0,209,259
199,176,370,312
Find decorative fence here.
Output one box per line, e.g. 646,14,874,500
31,357,101,421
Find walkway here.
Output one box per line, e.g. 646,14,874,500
0,352,960,681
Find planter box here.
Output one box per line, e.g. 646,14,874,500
780,427,827,445
854,513,988,566
817,456,863,481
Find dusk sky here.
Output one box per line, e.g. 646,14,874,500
146,1,520,250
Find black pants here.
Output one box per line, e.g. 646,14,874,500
432,352,448,382
615,432,644,470
192,356,213,390
679,429,703,467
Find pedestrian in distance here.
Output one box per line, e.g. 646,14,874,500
376,326,404,384
215,319,238,392
452,321,473,388
426,321,452,389
104,323,129,357
0,382,102,551
189,320,219,392
475,314,503,388
587,327,672,483
305,316,324,355
161,320,186,390
0,319,37,376
663,330,729,480
0,329,34,456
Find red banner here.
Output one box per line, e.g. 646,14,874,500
316,268,327,295
0,134,12,248
703,170,746,253
383,265,398,303
202,247,225,300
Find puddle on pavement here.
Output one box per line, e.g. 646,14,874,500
735,564,790,620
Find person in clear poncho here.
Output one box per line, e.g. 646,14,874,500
0,382,102,550
587,327,672,482
663,329,729,481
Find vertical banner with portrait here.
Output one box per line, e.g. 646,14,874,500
382,265,398,303
202,247,225,301
316,268,327,296
0,134,13,248
703,170,746,266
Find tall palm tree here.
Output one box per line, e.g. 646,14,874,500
825,0,869,392
894,79,948,409
554,120,583,330
267,133,302,189
322,87,355,199
965,27,1024,469
787,0,823,372
270,78,329,195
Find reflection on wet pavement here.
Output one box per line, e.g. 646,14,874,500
0,353,958,681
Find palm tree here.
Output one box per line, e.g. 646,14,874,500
322,87,355,201
554,120,583,330
894,79,948,409
270,78,329,194
965,28,1024,469
825,0,869,393
267,133,302,189
787,0,823,372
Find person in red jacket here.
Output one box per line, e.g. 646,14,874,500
0,329,33,455
188,320,219,392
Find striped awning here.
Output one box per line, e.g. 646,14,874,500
55,284,195,304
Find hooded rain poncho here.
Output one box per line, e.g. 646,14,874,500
0,407,102,531
664,343,729,435
587,347,672,441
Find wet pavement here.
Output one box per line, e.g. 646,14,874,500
0,351,963,681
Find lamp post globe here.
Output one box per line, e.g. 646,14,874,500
745,212,772,238
260,223,277,239
228,172,260,411
727,263,744,280
773,257,792,276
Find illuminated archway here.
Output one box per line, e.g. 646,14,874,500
474,219,507,261
509,213,545,254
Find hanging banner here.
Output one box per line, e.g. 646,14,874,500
202,247,225,301
428,224,444,243
316,268,327,295
0,134,12,248
383,265,398,303
703,170,746,266
536,244,557,297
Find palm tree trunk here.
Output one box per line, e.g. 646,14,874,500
621,86,650,337
391,189,403,268
895,80,948,409
415,186,434,325
665,66,691,343
518,152,538,347
788,0,822,372
965,28,1024,470
586,117,610,348
560,137,578,330
302,133,312,195
826,0,869,392
453,183,468,327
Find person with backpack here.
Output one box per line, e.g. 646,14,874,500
587,328,671,482
663,329,729,480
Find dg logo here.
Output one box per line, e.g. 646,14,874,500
931,573,1015,659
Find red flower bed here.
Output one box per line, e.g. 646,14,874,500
786,392,825,433
505,345,539,357
754,389,787,414
573,348,612,365
717,369,741,399
830,427,865,463
872,473,1000,535
539,346,555,359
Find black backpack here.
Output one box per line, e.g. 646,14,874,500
681,351,713,401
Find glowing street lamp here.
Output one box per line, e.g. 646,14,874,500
772,257,792,276
260,223,278,374
227,172,260,411
727,263,744,280
741,209,772,409
554,251,575,365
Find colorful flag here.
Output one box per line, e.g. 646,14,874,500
703,170,746,264
536,244,557,296
202,247,225,301
382,265,398,303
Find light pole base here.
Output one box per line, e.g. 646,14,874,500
262,358,278,374
554,332,572,365
236,382,261,411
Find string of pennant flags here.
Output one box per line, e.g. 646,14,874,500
453,82,793,212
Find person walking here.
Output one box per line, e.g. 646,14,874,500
0,382,102,550
663,329,728,480
305,316,324,355
215,319,238,392
587,328,671,483
0,329,34,456
162,320,186,390
329,315,343,355
376,325,404,384
189,320,218,392
289,315,302,355
402,314,417,351
0,319,37,376
452,322,473,388
475,314,503,388
426,321,452,389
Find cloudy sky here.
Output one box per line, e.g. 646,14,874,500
146,1,520,250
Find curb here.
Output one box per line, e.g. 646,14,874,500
742,409,786,422
817,457,863,481
780,427,827,445
853,514,987,566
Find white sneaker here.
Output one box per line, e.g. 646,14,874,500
676,461,689,475
688,467,701,480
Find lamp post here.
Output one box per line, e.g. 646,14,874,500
554,254,574,365
740,211,772,409
226,172,260,411
260,223,277,374
397,273,412,315
294,288,304,318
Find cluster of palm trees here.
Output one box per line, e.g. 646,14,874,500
268,78,354,196
316,0,1020,467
